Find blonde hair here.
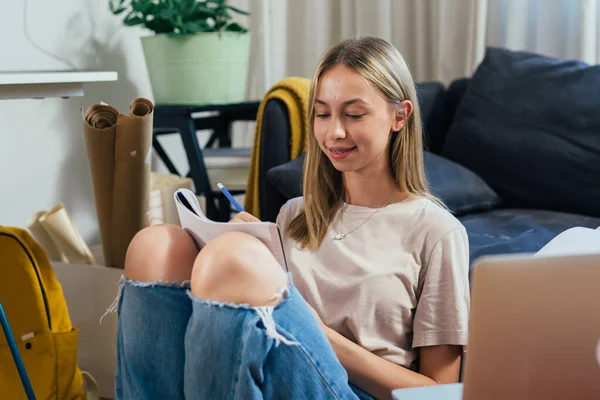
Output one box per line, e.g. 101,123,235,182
288,36,442,249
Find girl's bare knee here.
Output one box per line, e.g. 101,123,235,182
124,224,198,283
190,232,288,306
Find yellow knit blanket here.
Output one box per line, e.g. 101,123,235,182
244,77,311,218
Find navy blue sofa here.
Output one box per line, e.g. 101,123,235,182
258,47,600,268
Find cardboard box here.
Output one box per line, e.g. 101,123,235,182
52,245,121,400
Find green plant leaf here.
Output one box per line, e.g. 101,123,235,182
123,14,145,26
111,7,127,15
107,0,248,35
145,18,176,34
183,20,211,34
219,9,232,19
109,0,128,14
192,4,218,18
205,0,227,7
227,5,250,16
180,0,196,14
224,21,247,32
158,8,176,19
131,0,152,14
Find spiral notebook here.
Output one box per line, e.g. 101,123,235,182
174,188,288,271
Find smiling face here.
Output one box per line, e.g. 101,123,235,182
290,37,434,249
313,65,407,177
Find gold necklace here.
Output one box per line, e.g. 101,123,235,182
333,191,396,240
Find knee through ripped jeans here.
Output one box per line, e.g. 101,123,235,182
111,273,375,400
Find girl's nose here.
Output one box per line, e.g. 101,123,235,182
329,121,346,139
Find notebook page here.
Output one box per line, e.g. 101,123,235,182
178,189,209,222
175,190,288,270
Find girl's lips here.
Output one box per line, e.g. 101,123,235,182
328,146,357,160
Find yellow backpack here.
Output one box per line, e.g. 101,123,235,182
0,226,91,399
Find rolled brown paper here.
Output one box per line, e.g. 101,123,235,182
109,98,154,269
82,103,118,267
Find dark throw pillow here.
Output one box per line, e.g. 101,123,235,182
424,152,501,215
442,47,600,218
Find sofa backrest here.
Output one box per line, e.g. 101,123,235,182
259,98,292,223
419,77,473,154
415,82,447,154
441,78,469,148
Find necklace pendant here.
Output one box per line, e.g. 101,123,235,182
334,233,346,240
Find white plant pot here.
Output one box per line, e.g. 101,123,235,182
141,31,251,105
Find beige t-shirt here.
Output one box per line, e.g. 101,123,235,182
276,196,470,369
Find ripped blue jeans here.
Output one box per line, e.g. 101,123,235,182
114,274,374,400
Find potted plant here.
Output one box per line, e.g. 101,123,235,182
109,0,251,105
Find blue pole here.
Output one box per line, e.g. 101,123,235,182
0,301,36,400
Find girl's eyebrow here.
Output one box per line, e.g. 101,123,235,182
315,98,368,106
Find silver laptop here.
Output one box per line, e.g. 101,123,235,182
393,252,600,400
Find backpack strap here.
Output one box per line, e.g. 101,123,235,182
81,371,99,400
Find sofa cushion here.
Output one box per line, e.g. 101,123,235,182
266,154,305,200
460,209,600,268
267,152,501,216
442,47,600,218
424,152,501,215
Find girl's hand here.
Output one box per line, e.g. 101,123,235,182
229,212,261,223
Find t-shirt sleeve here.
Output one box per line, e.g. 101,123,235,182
275,197,304,231
412,227,470,348
275,201,290,228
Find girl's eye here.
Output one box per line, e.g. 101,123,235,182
347,114,364,119
316,113,330,119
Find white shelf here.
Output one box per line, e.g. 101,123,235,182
0,71,118,85
0,71,118,100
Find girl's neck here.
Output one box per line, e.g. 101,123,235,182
342,172,400,208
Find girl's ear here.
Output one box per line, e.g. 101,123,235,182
392,100,413,132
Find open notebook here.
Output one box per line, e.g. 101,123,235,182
174,188,288,271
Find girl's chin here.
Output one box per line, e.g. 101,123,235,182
329,160,358,173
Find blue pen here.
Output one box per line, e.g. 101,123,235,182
217,182,245,213
0,302,36,400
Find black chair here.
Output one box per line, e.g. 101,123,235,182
152,101,260,221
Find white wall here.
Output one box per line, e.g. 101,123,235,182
0,0,265,245
0,0,153,244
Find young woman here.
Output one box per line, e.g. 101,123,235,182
115,36,470,400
